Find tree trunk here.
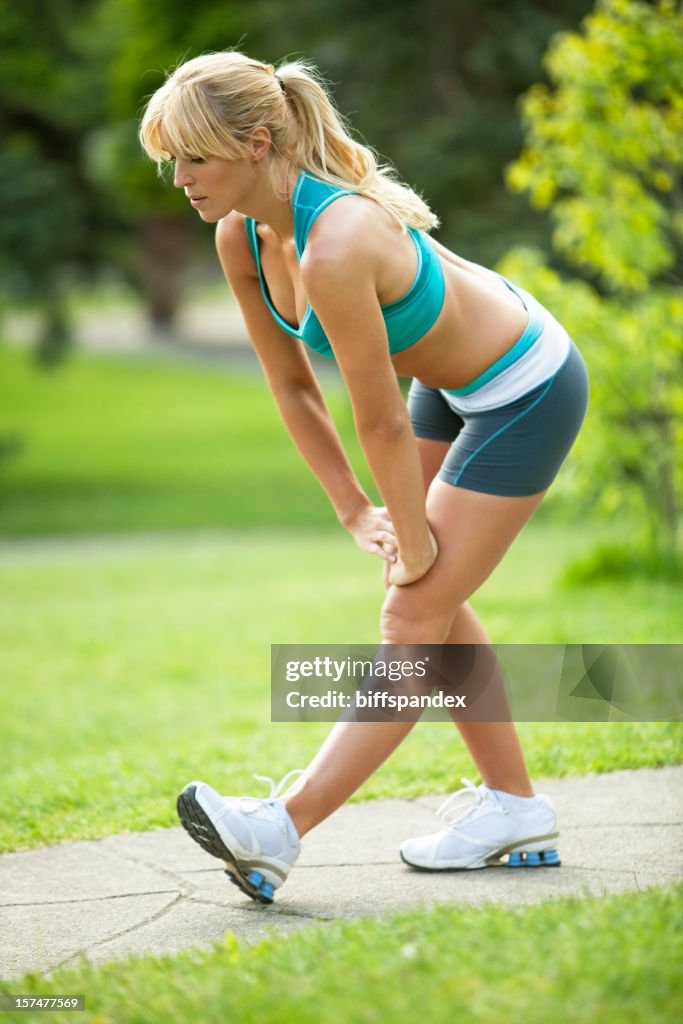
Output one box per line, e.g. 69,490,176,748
35,289,70,369
138,213,193,332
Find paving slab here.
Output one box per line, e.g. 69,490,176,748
1,766,681,980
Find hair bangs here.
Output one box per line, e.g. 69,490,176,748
141,80,242,165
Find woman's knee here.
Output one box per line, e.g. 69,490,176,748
379,588,457,644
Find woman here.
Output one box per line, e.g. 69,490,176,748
140,51,588,904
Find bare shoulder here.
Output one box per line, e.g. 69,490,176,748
301,194,386,290
215,211,255,280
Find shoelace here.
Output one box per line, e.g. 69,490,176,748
435,777,504,827
237,769,306,812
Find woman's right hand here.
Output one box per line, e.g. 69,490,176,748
344,505,398,564
387,526,438,586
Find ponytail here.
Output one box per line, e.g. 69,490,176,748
276,61,438,232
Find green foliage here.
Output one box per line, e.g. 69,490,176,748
254,0,596,265
508,0,683,292
85,0,250,216
504,0,683,566
498,247,683,559
561,540,683,583
0,0,109,364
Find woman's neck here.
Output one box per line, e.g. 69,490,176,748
237,161,299,239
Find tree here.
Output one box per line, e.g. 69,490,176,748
84,0,252,332
258,0,595,266
0,0,114,365
502,0,683,568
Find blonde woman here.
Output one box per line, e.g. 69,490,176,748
140,51,588,904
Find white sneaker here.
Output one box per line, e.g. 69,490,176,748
177,770,305,903
400,778,560,871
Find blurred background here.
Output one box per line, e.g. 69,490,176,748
0,0,681,579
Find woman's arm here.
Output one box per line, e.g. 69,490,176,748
301,212,437,585
215,213,397,561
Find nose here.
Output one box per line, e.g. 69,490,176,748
172,160,194,189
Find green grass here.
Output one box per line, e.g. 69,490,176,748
1,527,680,852
0,345,366,535
1,886,681,1024
1,343,680,852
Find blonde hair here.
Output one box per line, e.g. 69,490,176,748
139,51,439,233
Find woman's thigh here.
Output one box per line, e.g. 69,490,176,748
416,437,451,489
387,347,589,639
380,480,546,642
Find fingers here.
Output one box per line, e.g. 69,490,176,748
370,541,397,562
348,507,398,562
378,532,398,555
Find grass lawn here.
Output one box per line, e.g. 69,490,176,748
1,885,680,1024
1,526,680,853
0,346,680,850
0,345,366,535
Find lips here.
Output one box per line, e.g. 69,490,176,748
189,196,207,207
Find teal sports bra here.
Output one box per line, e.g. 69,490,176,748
244,170,445,359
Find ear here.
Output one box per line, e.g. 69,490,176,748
248,126,272,161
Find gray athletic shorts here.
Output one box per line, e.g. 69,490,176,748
407,339,589,497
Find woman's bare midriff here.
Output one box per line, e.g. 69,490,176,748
389,248,530,391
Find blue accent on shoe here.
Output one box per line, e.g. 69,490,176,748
247,870,264,886
507,848,561,867
261,881,275,902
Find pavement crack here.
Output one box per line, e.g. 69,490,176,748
49,892,184,974
560,864,681,877
94,844,201,898
1,889,178,909
299,860,397,868
58,892,186,971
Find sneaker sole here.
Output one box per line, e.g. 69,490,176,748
176,784,275,905
400,833,561,871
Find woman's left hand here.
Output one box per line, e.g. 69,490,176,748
345,504,398,563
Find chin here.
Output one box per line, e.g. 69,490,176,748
198,210,222,224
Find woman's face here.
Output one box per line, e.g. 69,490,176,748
172,154,254,223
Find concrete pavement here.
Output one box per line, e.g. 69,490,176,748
1,766,681,980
